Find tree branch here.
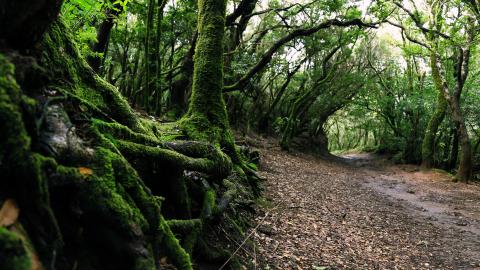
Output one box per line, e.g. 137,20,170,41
392,1,451,39
223,18,378,92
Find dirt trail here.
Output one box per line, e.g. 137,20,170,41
252,148,480,269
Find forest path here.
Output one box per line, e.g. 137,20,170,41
252,147,480,269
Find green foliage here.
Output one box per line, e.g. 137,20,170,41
319,0,346,13
62,0,104,57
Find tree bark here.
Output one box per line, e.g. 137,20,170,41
430,48,472,181
180,0,232,147
144,0,156,112
87,7,121,72
0,0,63,50
421,52,447,169
448,124,460,170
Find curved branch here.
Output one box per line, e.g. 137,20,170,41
223,18,377,92
115,140,232,178
226,0,258,26
392,1,451,39
387,20,431,50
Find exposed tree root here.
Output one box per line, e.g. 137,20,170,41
0,14,261,270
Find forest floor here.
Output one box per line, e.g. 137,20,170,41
250,142,480,270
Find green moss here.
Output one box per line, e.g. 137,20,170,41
40,19,146,133
179,0,236,154
93,120,231,176
113,139,231,177
225,215,244,235
0,228,31,270
201,189,217,220
1,10,219,267
1,10,261,265
167,219,201,254
159,216,193,270
139,118,183,141
0,54,31,172
167,219,201,233
84,148,149,233
111,154,163,234
93,119,160,146
0,54,64,266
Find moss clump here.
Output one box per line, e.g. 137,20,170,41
0,54,63,267
0,228,32,270
166,219,201,254
0,54,31,177
82,148,150,234
1,3,261,267
178,0,238,159
40,19,146,133
158,216,193,269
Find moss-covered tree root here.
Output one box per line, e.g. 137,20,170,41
1,0,261,267
1,33,260,270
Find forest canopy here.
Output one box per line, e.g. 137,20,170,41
0,0,479,269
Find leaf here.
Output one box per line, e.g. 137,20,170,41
78,167,93,176
0,199,19,226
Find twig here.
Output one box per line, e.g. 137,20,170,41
254,232,257,270
220,227,255,258
219,209,275,269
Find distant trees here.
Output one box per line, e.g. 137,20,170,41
59,0,480,181
390,0,478,181
328,0,480,181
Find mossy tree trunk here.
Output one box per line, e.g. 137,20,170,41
427,45,473,181
87,0,123,73
144,0,156,112
179,0,234,151
155,0,168,115
443,45,473,181
452,98,472,181
418,2,474,181
448,123,460,170
0,0,259,269
421,52,447,169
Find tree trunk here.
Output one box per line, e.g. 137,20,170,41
154,0,168,115
430,47,472,181
0,1,259,269
0,0,63,49
144,0,156,112
169,21,196,116
87,7,120,72
180,0,233,149
421,52,447,168
451,98,472,181
448,123,460,170
258,62,303,133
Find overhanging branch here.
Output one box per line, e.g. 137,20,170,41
223,18,378,92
